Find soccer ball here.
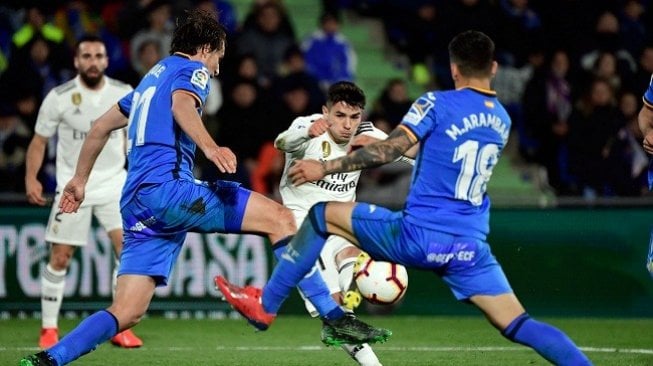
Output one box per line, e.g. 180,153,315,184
353,252,408,305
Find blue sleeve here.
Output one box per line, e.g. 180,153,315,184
400,92,437,140
118,90,134,117
172,62,211,106
644,74,653,108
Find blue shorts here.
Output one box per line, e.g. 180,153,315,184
120,179,251,286
351,203,512,300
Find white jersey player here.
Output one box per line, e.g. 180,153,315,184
24,35,142,349
276,82,387,366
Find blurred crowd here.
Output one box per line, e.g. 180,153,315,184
1,0,653,201
350,0,653,198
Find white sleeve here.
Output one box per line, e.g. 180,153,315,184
357,121,415,166
274,114,320,152
34,91,60,138
358,122,388,140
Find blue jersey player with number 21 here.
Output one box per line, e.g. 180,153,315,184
217,30,593,366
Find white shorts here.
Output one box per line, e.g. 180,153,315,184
302,235,355,316
44,192,122,246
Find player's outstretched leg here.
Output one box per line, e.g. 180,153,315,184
214,276,276,331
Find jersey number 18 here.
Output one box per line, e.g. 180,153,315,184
453,140,499,206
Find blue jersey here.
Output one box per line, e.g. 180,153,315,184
399,87,511,240
643,74,653,190
117,54,211,206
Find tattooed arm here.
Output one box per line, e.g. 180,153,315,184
289,126,418,185
325,126,417,173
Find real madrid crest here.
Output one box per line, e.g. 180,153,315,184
321,141,331,158
72,92,82,114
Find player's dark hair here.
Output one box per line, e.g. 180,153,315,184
327,81,366,109
170,9,226,56
74,34,105,56
448,30,494,78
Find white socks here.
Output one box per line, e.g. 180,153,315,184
112,258,119,298
338,257,357,292
41,264,66,329
342,343,382,366
339,257,381,366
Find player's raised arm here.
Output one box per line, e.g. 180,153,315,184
59,105,128,213
275,115,330,153
171,91,236,173
289,126,418,185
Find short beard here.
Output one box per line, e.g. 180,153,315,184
80,72,103,88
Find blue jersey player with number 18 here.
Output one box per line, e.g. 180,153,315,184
217,30,593,365
21,9,388,366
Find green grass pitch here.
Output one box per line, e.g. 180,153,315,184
2,316,652,365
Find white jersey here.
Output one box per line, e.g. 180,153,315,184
35,75,132,205
277,114,387,224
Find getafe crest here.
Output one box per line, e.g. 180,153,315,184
322,141,331,158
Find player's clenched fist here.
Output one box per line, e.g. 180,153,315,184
308,118,330,138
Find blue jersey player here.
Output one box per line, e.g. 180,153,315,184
21,10,386,366
638,74,653,274
217,31,592,365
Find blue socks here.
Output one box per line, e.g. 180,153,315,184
263,203,344,320
47,310,119,365
502,313,592,365
272,237,342,318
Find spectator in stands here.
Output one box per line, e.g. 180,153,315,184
631,46,653,97
366,111,392,135
129,0,172,75
579,11,637,83
236,1,296,88
241,0,295,39
212,78,270,185
54,0,130,78
610,90,648,196
0,102,31,192
522,49,574,194
272,45,325,116
496,0,542,67
369,78,412,130
435,0,500,88
1,34,73,104
618,0,648,60
567,78,625,198
11,5,70,75
271,74,320,140
493,47,544,145
195,0,238,38
589,51,627,92
379,1,441,87
0,5,18,76
302,11,356,91
115,0,154,40
117,38,163,87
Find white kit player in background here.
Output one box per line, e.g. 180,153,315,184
275,83,414,365
24,35,143,349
